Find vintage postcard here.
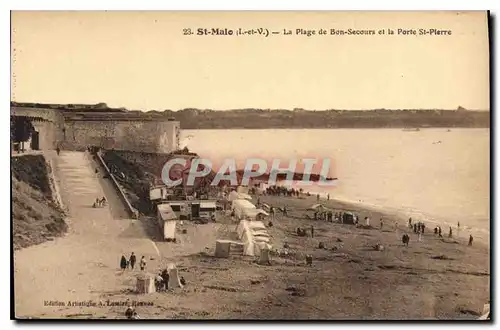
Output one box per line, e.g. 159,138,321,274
11,11,490,320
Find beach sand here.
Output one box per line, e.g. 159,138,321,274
14,193,490,320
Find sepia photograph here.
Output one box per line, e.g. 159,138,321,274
10,10,490,320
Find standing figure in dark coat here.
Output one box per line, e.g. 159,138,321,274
468,235,474,246
120,255,127,271
161,269,170,290
129,252,137,270
402,234,410,246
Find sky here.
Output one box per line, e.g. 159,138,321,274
11,11,490,111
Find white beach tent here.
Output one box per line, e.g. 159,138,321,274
232,199,257,220
238,192,253,200
236,220,272,257
227,190,252,202
227,191,240,202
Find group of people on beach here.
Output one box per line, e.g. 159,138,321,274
258,185,304,197
405,218,474,246
120,252,147,271
153,269,186,292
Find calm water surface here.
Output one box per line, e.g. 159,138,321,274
182,128,490,240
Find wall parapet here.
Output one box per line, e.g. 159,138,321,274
95,151,139,219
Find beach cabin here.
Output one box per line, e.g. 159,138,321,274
188,200,217,221
197,200,217,221
149,185,175,204
342,212,356,225
166,201,190,219
157,204,178,241
232,199,256,220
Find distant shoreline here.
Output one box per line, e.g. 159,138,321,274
11,102,490,129
182,126,491,130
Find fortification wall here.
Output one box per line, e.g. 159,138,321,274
11,107,65,150
62,119,180,154
11,106,181,154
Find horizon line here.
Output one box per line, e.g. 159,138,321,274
10,101,490,112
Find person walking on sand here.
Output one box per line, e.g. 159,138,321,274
448,227,453,238
317,194,320,202
327,193,330,201
380,218,384,230
408,218,412,228
365,217,370,226
161,269,170,291
438,226,442,238
311,225,314,238
457,221,461,236
129,252,137,270
120,255,127,271
468,234,473,246
56,146,60,156
139,256,146,271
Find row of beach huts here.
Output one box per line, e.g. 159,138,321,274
149,185,270,243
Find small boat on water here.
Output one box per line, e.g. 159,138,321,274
402,128,420,132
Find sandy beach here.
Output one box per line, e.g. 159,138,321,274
15,187,489,320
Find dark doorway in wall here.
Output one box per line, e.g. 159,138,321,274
31,131,40,150
191,203,200,219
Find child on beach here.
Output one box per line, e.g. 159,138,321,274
139,256,146,271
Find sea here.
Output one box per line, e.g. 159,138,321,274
182,128,490,242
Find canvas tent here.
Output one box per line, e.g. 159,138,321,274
342,211,356,224
236,220,272,257
228,190,252,202
136,273,155,294
232,199,257,220
199,201,217,220
167,263,184,289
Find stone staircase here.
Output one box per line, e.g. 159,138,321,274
45,151,117,235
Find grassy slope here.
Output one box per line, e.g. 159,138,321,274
12,155,67,250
